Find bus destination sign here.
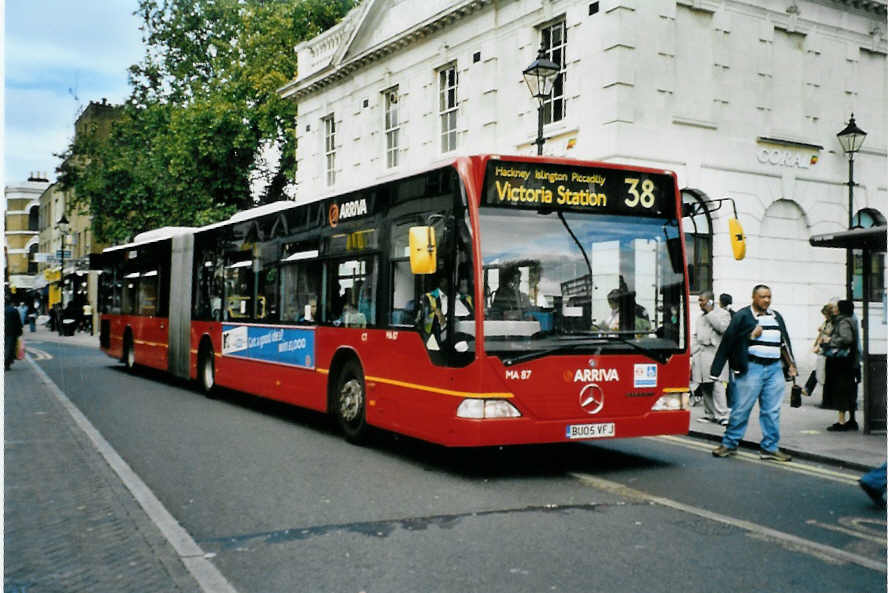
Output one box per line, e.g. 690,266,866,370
483,159,675,218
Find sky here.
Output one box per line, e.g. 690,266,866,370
4,0,144,187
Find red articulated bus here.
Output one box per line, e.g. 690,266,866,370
96,155,698,446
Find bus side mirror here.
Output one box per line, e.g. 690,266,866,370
728,218,746,260
409,226,437,274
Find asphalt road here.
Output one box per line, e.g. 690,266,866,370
33,340,887,593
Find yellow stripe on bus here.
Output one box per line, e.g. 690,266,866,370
134,340,168,348
316,368,512,399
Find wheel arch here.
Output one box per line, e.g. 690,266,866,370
326,347,363,413
196,333,214,376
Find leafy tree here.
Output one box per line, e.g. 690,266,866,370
58,0,355,244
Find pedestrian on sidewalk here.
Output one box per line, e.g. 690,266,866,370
805,302,835,400
719,292,736,406
710,284,797,462
859,463,887,509
823,299,861,432
5,294,24,370
719,293,734,318
691,291,731,425
26,300,38,333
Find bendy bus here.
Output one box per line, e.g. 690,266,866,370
94,154,743,446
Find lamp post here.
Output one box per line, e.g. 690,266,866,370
56,214,70,335
836,114,867,300
523,43,560,156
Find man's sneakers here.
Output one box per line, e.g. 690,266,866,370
713,445,792,462
760,449,792,462
711,445,737,458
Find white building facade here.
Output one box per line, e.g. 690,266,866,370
280,0,888,370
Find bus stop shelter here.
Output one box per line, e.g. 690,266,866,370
809,225,886,434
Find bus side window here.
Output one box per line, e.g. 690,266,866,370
390,220,416,326
280,260,321,323
224,258,253,320
327,257,377,328
390,260,416,325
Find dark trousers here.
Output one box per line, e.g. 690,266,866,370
5,336,17,368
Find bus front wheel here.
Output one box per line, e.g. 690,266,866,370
334,359,368,444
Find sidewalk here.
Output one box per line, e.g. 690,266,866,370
22,315,100,348
689,388,886,472
3,355,201,593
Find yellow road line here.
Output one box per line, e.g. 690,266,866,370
650,435,861,486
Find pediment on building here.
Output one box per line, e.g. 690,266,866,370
340,0,463,62
282,0,491,98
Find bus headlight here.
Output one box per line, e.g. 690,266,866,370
651,392,690,411
457,399,522,419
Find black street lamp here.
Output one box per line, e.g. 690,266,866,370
836,114,867,300
56,214,70,335
523,43,560,156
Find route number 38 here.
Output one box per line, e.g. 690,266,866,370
624,178,656,208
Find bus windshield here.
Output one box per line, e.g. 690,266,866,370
477,207,685,359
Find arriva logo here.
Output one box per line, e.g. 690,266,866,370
328,198,368,227
573,368,619,382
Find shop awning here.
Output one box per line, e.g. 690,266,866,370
809,225,886,252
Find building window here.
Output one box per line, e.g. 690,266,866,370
540,19,567,124
384,87,400,168
28,244,39,275
852,208,885,303
28,205,39,231
323,114,336,186
681,189,713,294
438,64,458,153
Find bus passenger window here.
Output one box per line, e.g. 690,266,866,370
138,271,158,316
122,272,139,315
257,266,279,322
280,260,321,324
327,258,376,327
224,259,253,320
194,252,224,321
390,260,416,325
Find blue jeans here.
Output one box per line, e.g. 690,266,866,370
722,361,785,452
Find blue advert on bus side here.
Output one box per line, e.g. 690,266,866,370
221,325,315,369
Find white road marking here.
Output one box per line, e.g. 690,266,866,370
650,435,862,485
571,471,886,573
25,346,52,360
27,356,240,593
807,519,887,546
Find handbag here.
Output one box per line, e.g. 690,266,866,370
15,337,25,360
790,379,802,408
803,369,816,396
821,345,850,358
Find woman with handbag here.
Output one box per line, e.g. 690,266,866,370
823,300,861,431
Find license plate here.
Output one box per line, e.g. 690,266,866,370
566,422,615,440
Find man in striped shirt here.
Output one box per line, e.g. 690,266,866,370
709,285,797,461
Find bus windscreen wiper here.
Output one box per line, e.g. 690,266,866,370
588,333,670,365
503,343,588,367
527,330,669,365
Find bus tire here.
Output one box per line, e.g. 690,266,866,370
198,346,217,398
122,331,135,370
333,359,368,444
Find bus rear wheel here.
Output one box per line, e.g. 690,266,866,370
122,333,135,370
334,359,368,444
198,348,216,398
